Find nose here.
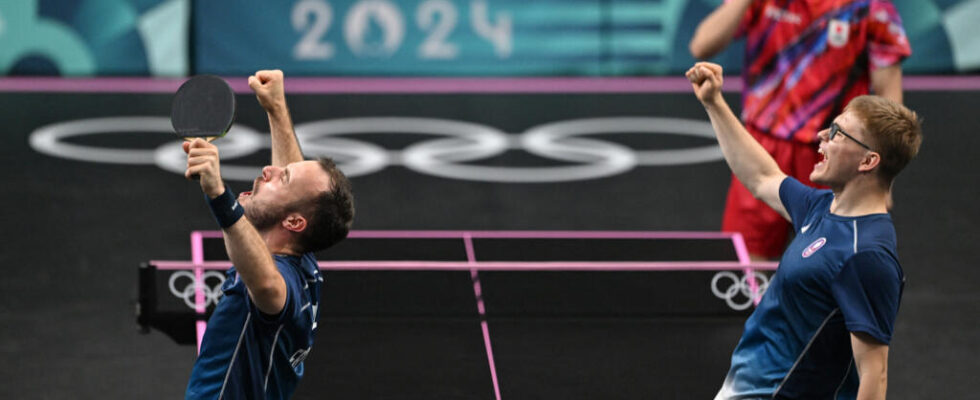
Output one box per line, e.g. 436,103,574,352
261,165,280,180
817,128,829,142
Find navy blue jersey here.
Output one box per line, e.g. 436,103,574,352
716,178,904,400
186,253,322,399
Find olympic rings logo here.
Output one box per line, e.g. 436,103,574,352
167,271,227,310
29,116,722,182
710,271,770,311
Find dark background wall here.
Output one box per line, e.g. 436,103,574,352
0,88,977,398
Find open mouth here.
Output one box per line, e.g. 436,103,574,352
815,148,828,169
239,178,260,200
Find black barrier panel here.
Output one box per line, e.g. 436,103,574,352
295,318,494,399
472,238,737,261
204,237,470,261
480,271,751,317
488,318,743,399
321,271,478,316
318,238,469,261
137,264,218,345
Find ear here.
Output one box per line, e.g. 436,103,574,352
281,213,308,233
858,151,881,173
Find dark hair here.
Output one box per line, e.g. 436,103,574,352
292,158,355,253
845,95,923,183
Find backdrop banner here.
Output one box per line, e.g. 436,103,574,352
1,0,976,76
192,0,979,76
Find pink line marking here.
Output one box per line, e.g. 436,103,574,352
2,76,977,94
151,260,780,271
479,320,502,400
732,233,764,306
195,230,224,239
465,233,502,400
0,77,711,94
0,77,185,93
191,231,207,354
902,76,980,91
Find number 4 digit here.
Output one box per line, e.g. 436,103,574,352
470,0,511,58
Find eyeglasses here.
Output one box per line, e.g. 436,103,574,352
829,122,873,151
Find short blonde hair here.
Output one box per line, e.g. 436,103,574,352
845,95,922,182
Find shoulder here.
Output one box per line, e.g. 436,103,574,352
841,249,902,282
855,216,897,251
780,177,833,210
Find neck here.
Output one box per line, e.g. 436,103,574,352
829,176,889,216
259,229,301,256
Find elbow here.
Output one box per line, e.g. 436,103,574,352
689,41,711,60
251,280,285,300
248,276,286,303
871,366,888,387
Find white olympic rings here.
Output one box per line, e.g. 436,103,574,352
167,271,227,310
29,115,722,183
710,271,770,311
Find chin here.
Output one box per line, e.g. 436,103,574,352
811,173,835,187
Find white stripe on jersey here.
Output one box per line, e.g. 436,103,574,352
218,312,251,400
852,220,859,253
773,308,840,397
263,325,286,391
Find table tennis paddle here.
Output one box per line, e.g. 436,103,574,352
171,75,236,179
171,74,236,141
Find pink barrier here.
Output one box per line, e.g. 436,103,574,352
174,229,779,394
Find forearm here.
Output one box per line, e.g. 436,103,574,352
222,217,286,313
871,64,903,104
689,0,753,59
852,332,890,400
266,103,305,167
856,370,887,400
702,98,783,194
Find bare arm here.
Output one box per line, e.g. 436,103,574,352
249,70,304,167
851,332,889,400
686,62,789,220
870,64,903,104
184,139,288,315
689,0,754,60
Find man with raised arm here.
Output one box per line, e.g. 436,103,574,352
184,70,355,399
689,0,911,260
687,62,920,400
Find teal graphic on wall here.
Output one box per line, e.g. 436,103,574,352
0,0,188,76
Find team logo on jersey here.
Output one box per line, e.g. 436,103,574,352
802,237,827,258
828,19,850,48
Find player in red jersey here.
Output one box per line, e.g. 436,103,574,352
690,0,911,259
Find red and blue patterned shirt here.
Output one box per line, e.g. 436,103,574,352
733,0,911,143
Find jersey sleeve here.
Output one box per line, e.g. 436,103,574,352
727,0,761,38
778,177,820,229
867,0,912,69
830,250,904,344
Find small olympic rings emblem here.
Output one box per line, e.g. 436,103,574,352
710,271,770,311
167,271,227,310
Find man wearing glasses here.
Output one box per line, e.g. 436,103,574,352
687,62,922,400
689,0,911,262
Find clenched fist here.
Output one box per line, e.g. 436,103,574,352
686,62,725,106
248,69,286,113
